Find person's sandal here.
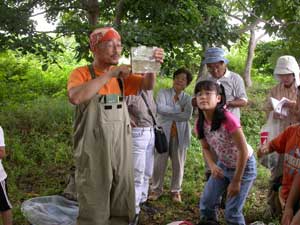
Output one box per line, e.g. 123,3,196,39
148,191,162,201
171,192,182,203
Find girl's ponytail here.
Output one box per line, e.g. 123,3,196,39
211,83,226,131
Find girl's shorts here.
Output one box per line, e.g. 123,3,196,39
0,179,12,211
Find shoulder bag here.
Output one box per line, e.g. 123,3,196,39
141,93,168,154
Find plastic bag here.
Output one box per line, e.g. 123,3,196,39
21,195,78,225
259,111,282,169
166,221,194,225
249,222,266,225
249,222,275,225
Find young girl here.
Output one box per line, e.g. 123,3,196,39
195,80,256,225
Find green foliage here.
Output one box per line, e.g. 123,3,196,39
161,44,202,77
253,0,300,57
253,40,296,76
1,96,74,225
226,44,248,76
118,0,238,75
0,49,86,105
241,73,276,149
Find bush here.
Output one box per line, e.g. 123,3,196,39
0,50,83,105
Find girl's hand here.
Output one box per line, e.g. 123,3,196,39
211,164,224,179
227,179,241,199
257,144,269,158
281,208,293,225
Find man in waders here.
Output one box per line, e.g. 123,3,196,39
67,27,164,225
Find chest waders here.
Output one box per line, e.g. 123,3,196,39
74,65,135,225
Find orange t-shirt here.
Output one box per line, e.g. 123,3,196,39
67,65,143,96
270,124,300,202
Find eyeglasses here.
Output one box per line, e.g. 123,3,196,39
206,62,225,73
98,41,123,50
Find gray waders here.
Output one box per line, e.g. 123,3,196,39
74,65,135,225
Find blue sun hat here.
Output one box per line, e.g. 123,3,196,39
202,47,229,65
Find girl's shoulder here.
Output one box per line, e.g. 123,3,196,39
222,110,241,133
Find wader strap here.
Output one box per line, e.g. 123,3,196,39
88,64,124,97
88,64,96,79
117,78,124,97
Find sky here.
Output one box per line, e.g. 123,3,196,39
33,8,57,32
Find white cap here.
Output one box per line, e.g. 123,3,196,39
274,55,300,87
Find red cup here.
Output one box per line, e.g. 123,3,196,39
260,131,269,146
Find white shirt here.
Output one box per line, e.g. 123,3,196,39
0,126,7,181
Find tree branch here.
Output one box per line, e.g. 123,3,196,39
237,18,262,34
236,0,271,24
30,6,85,18
114,0,126,28
228,13,244,23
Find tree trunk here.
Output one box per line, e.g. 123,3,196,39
83,0,99,26
243,26,266,87
244,28,256,87
197,43,209,82
114,0,126,28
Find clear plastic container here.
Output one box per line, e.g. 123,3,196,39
131,46,161,74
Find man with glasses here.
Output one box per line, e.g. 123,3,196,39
197,47,247,120
67,27,163,225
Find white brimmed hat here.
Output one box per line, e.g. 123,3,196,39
274,55,300,87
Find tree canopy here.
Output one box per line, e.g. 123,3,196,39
1,0,239,73
2,0,300,76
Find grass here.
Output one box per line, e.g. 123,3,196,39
1,75,282,225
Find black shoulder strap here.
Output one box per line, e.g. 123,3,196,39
117,78,124,97
141,92,157,125
88,64,124,96
88,64,96,79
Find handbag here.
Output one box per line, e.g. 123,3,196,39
141,93,168,154
153,126,168,154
